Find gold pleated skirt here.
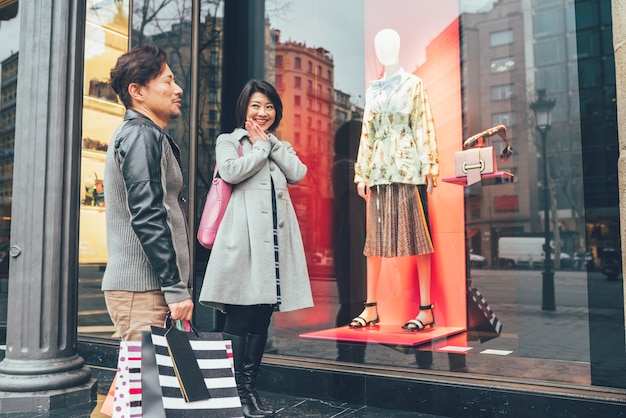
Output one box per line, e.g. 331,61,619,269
363,183,434,257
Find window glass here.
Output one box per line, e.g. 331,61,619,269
77,0,130,336
491,84,515,101
490,29,513,46
0,0,19,332
65,0,625,394
491,56,515,73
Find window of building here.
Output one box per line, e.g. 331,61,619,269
294,76,301,88
490,56,515,73
535,38,566,66
492,111,516,126
294,95,301,106
490,29,513,46
491,84,515,100
295,56,301,69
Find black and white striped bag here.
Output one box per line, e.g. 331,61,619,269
141,327,243,417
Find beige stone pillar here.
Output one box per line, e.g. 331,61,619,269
612,0,626,342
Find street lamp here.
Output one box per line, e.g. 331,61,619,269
530,89,557,311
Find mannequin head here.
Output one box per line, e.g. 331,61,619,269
374,29,400,66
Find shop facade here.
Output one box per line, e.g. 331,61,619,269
0,0,625,415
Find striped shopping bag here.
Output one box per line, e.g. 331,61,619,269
141,327,243,417
112,341,142,418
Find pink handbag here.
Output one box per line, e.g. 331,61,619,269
197,143,241,249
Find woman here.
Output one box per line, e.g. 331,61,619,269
199,79,313,417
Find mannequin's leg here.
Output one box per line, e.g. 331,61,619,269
402,254,435,331
415,254,434,325
349,256,382,326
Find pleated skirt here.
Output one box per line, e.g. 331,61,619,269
363,183,433,258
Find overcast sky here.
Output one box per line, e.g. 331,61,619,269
0,11,20,67
268,0,494,107
1,1,495,97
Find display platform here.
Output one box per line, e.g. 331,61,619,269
442,171,514,186
300,325,465,347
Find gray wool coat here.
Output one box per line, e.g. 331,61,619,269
199,128,314,313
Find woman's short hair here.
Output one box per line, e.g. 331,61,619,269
110,44,167,108
235,79,283,132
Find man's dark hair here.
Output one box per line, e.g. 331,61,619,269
110,44,167,108
235,79,283,132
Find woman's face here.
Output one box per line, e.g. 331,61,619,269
246,92,276,132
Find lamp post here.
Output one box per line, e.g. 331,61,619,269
530,89,557,311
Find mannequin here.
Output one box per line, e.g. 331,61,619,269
352,28,438,331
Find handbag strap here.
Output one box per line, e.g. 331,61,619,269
463,124,513,162
214,142,243,179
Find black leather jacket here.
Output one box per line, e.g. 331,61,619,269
102,110,191,304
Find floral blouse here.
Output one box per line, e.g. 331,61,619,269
354,69,439,187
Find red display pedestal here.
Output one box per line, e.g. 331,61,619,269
300,325,465,347
442,171,514,186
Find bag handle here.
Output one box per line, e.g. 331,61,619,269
214,142,243,180
463,124,512,162
164,311,199,336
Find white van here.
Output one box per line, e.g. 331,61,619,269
498,237,571,269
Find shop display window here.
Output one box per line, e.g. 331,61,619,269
0,0,613,394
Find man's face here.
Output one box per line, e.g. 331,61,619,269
137,63,183,128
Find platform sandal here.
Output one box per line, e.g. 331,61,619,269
402,304,435,332
349,302,380,328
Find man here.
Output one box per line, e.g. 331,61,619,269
102,44,193,341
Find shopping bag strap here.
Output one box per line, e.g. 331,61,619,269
164,311,199,336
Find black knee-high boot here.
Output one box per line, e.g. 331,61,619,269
223,332,266,418
243,334,274,415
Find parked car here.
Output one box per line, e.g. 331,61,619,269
470,250,486,268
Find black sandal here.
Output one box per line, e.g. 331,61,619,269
402,304,435,332
349,302,380,328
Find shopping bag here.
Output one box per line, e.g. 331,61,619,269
142,326,244,417
112,341,142,418
99,374,116,416
467,285,503,343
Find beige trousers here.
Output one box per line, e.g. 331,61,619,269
104,290,169,341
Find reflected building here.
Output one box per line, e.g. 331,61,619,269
458,0,530,267
0,52,16,235
273,30,335,268
456,0,592,267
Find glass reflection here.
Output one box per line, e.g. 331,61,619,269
78,0,130,336
0,0,19,335
63,0,624,390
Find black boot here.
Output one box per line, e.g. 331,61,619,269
243,334,274,415
223,332,266,418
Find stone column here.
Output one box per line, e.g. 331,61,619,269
0,0,95,413
614,0,626,344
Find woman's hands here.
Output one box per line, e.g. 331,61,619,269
245,118,270,144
